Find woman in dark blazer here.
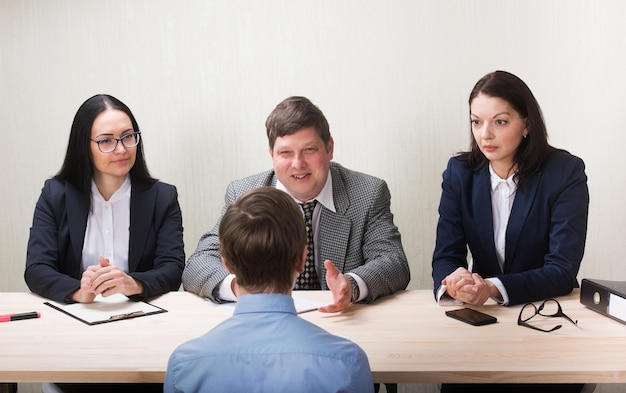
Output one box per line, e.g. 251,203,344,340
25,94,184,305
432,70,588,307
432,71,589,393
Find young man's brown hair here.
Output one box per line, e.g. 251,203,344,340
219,187,306,294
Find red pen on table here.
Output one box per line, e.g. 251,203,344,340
0,311,41,323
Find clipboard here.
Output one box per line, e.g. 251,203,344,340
44,293,167,325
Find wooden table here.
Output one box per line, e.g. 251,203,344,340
1,290,625,384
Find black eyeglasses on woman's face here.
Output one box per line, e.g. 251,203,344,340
517,298,578,333
91,131,141,153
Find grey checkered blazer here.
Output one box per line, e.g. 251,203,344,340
182,162,410,302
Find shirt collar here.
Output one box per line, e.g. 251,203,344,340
276,170,336,212
234,293,297,315
489,164,517,193
91,175,131,203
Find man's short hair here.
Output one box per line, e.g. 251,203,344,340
219,187,306,293
265,96,331,150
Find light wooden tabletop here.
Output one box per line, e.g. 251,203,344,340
1,289,625,383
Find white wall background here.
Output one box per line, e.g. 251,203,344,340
1,1,625,392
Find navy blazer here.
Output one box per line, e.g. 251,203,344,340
25,178,185,303
432,151,589,306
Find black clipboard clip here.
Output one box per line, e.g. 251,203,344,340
109,311,146,321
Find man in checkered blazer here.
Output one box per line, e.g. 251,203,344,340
183,96,410,312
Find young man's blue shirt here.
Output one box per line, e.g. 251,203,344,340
165,293,374,393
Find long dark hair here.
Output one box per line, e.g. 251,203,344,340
55,94,156,196
465,71,557,185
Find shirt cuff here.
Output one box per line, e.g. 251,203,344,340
485,277,508,305
216,274,238,302
345,272,368,302
436,284,464,306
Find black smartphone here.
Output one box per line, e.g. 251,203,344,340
445,307,497,326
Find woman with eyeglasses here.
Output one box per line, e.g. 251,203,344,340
432,71,590,392
25,94,184,305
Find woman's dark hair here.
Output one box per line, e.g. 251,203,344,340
465,70,557,185
55,94,156,195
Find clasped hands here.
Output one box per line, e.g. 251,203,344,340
442,267,499,306
72,256,143,303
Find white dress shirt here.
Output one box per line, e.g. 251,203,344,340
484,164,518,305
81,176,131,273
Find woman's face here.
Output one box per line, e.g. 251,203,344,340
470,93,528,178
90,109,137,184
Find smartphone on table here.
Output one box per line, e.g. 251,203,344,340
445,307,497,326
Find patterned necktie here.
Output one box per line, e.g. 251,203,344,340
295,200,320,290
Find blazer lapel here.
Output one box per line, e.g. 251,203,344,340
318,167,351,280
504,170,541,273
66,184,89,271
129,181,154,272
473,166,498,269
